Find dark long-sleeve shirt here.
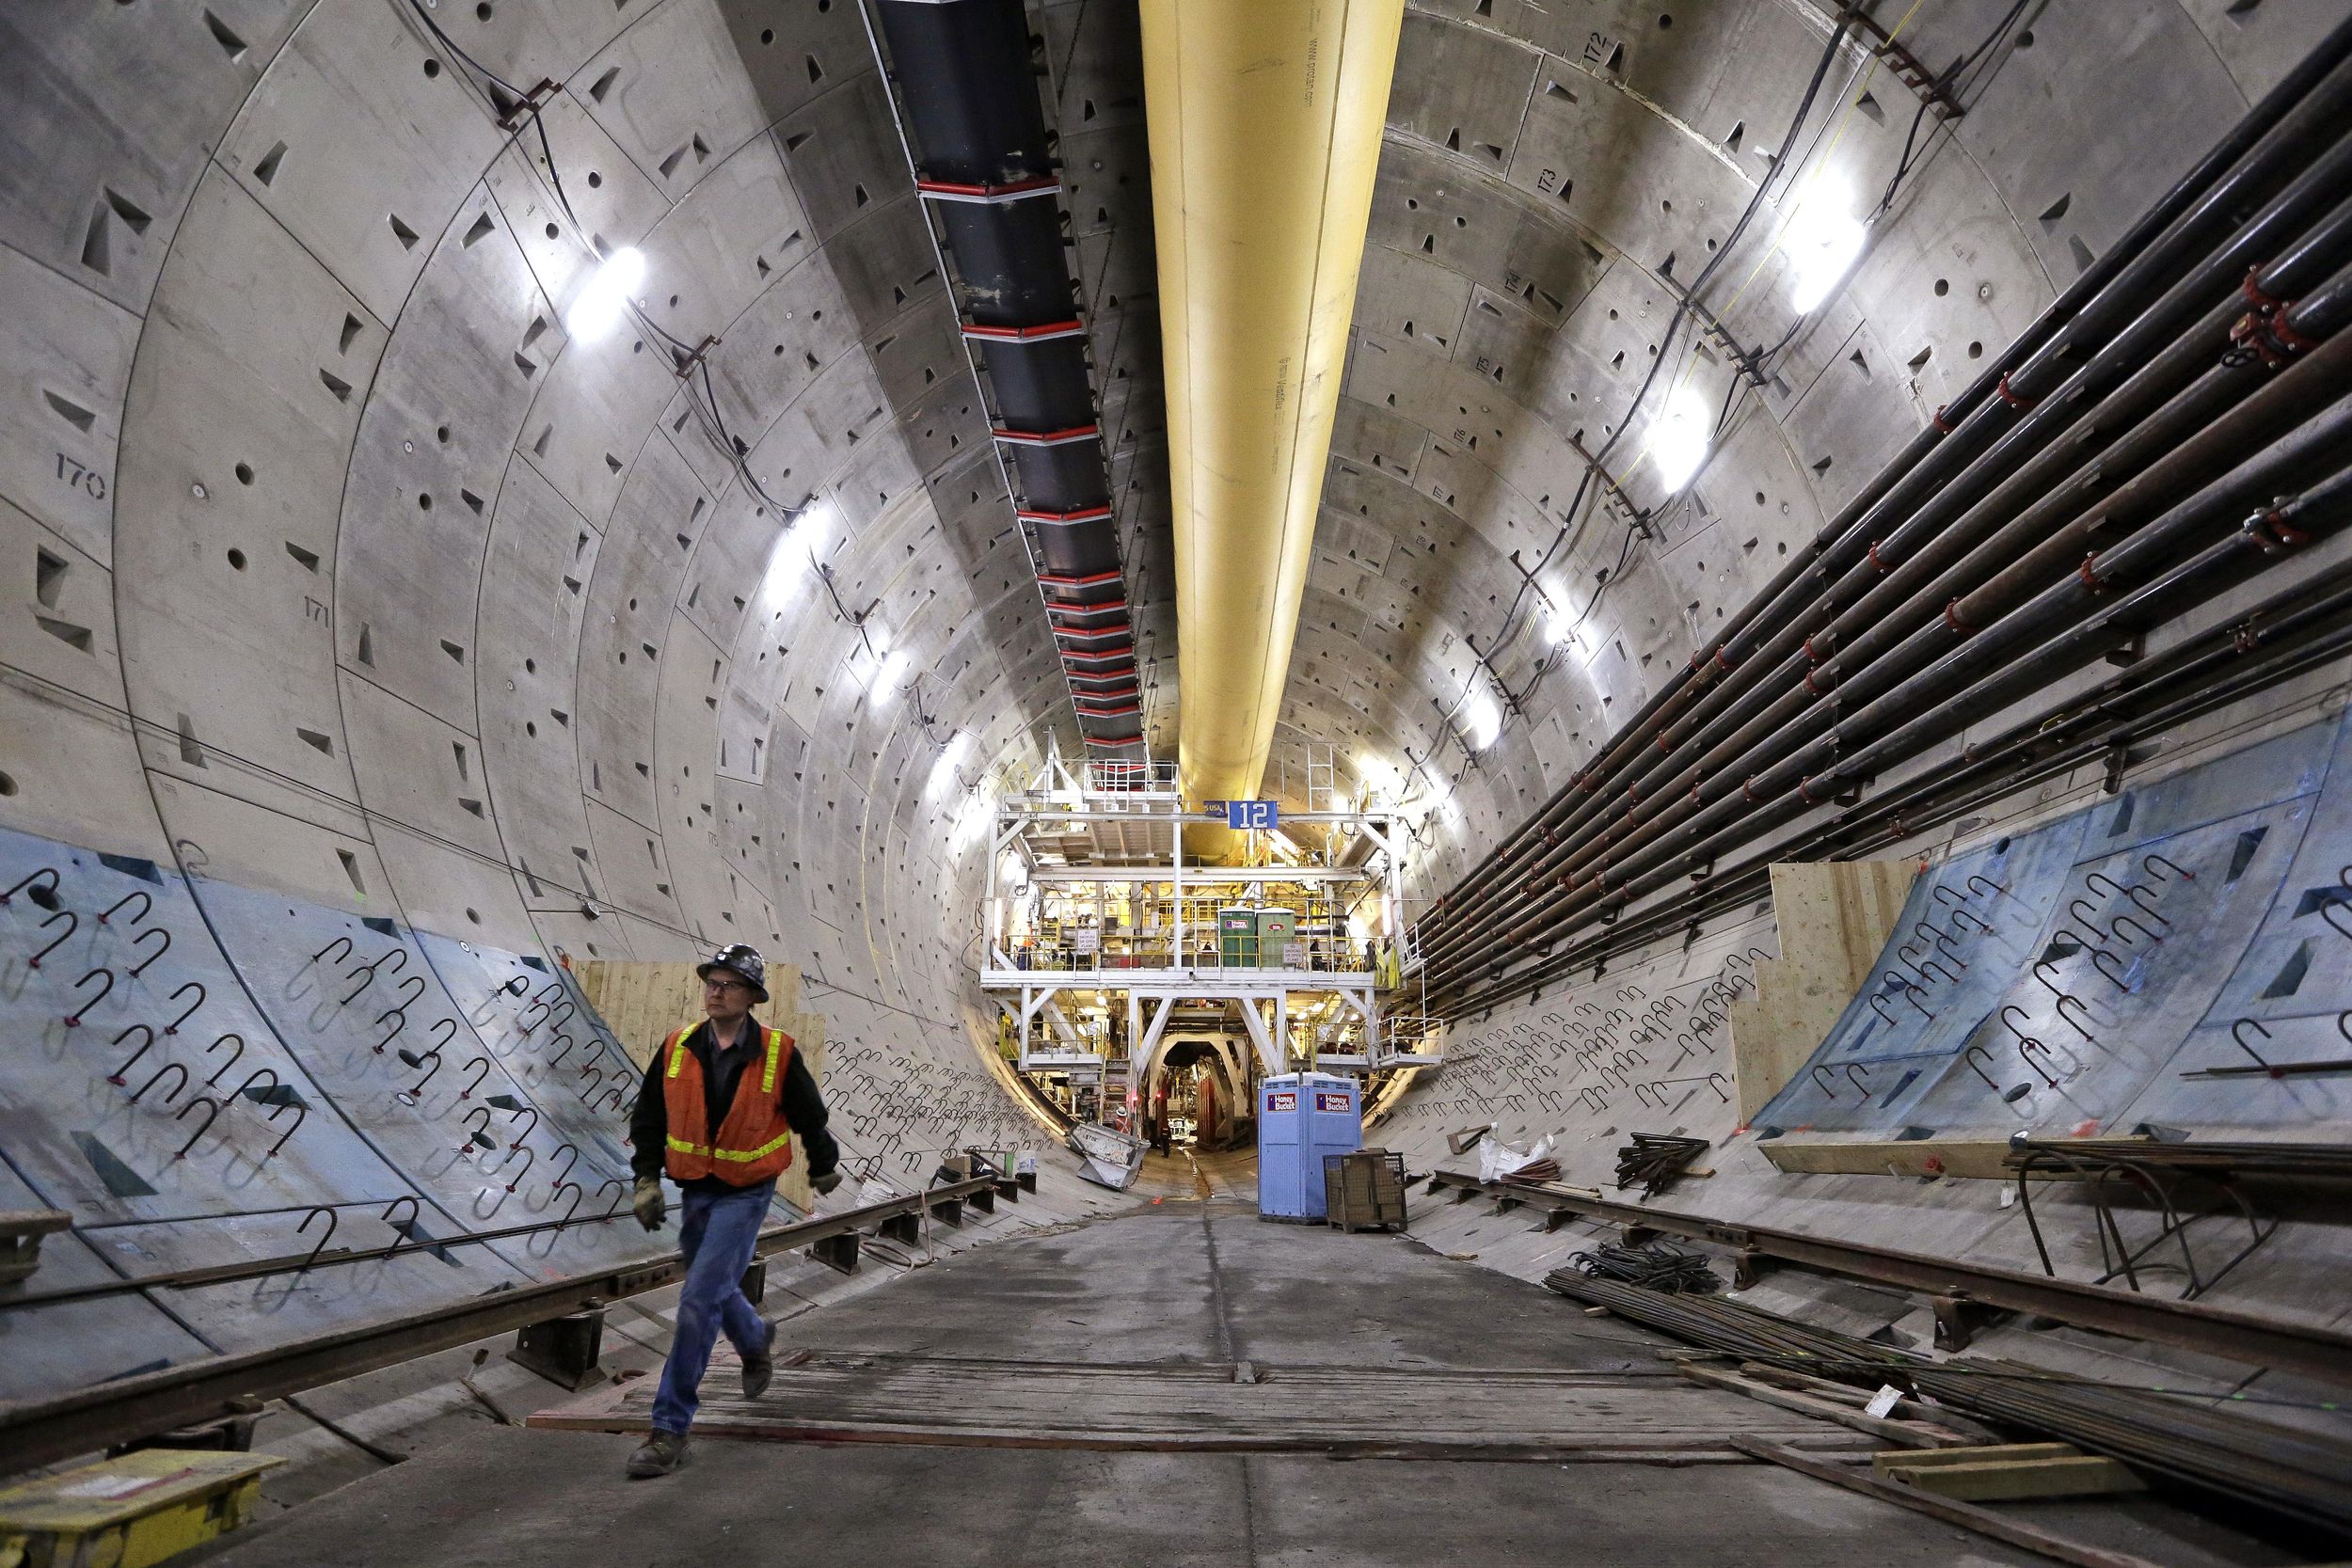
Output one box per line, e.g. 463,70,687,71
628,1016,839,1191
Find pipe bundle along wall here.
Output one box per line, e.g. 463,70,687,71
1413,20,2352,1006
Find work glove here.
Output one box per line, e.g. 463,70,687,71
632,1177,666,1231
810,1168,842,1196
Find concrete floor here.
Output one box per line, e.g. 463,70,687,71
193,1197,2295,1568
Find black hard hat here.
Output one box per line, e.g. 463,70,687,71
695,942,769,1003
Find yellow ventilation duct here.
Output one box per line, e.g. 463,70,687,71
1141,0,1405,855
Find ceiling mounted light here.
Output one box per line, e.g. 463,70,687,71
1648,384,1712,494
929,731,972,794
1462,688,1502,752
872,646,912,702
564,246,644,343
1541,594,1580,650
1785,185,1867,315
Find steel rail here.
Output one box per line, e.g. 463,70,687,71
1428,1172,2352,1386
1415,25,2352,952
0,1179,998,1474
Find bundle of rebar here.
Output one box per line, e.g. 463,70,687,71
1614,1133,1710,1196
1565,1240,1722,1293
1540,1273,2352,1537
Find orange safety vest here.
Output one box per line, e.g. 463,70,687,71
661,1023,798,1185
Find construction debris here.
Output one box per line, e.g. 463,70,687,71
1565,1241,1722,1294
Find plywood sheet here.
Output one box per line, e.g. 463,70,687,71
1728,861,1917,1123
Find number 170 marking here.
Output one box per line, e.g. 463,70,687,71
56,452,107,500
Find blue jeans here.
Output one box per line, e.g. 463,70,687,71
650,1180,774,1434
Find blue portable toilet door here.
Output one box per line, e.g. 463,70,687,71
1259,1075,1306,1218
1301,1075,1361,1216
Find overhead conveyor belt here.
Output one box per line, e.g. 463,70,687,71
864,0,1146,754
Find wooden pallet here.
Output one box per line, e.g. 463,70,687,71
528,1349,1879,1462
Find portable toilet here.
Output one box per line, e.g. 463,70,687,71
1218,907,1258,968
1256,906,1297,968
1257,1071,1362,1220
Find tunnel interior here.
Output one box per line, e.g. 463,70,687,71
5,0,2352,1557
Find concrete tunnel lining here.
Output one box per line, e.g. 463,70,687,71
3,0,2351,1557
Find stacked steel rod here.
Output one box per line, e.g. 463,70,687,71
1541,1274,2352,1536
1614,1133,1711,1196
1416,16,2352,1010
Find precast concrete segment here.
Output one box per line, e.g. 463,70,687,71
1141,0,1404,838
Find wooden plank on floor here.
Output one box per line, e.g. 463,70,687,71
1731,1438,2172,1568
1880,1455,2146,1502
1872,1443,2081,1471
1675,1361,1975,1448
527,1352,1878,1460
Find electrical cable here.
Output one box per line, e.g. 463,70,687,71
282,1392,410,1465
1875,0,2036,218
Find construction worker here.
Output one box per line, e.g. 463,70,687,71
624,943,841,1478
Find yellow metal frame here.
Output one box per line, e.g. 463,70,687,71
0,1449,282,1568
1141,0,1406,855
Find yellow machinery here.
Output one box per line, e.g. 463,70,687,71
1140,0,1405,857
0,1450,282,1567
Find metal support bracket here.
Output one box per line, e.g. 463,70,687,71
1733,1246,1770,1291
506,1308,607,1390
809,1231,861,1275
1931,1292,2004,1353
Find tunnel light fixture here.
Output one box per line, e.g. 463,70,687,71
1462,688,1502,752
796,498,834,554
1541,594,1581,652
564,246,645,343
870,647,912,704
1784,185,1867,315
1647,385,1712,495
929,731,972,795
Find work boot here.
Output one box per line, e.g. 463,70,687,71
627,1430,689,1479
740,1320,777,1400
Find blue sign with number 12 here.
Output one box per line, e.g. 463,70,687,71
1226,800,1279,832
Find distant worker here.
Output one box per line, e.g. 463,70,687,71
625,943,841,1479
